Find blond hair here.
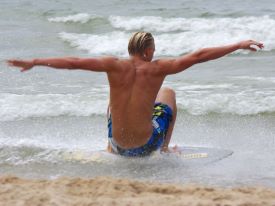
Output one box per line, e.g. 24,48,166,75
128,32,154,56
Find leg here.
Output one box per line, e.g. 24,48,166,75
106,103,113,152
155,87,177,152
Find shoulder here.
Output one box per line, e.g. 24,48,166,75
153,58,174,67
100,56,119,64
99,56,120,71
151,53,199,75
101,56,133,73
150,58,175,76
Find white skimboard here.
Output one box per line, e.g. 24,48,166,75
62,146,233,165
161,146,233,165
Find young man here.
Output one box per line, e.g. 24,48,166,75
7,32,263,157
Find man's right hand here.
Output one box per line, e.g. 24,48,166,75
7,59,34,72
238,40,264,51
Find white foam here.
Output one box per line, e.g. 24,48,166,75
48,13,94,24
59,16,275,57
59,31,129,56
59,31,199,56
60,31,263,57
176,89,275,115
177,84,233,90
1,83,275,120
0,93,108,121
110,15,275,51
232,76,275,83
109,15,275,36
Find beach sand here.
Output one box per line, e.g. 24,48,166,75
0,176,274,206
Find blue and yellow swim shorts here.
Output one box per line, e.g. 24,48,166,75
108,103,173,157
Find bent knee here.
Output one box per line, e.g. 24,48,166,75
159,87,176,98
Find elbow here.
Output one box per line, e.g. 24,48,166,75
67,57,80,69
195,49,210,63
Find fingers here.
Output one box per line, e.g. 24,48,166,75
249,47,257,52
6,60,15,66
6,59,33,73
254,42,264,49
6,59,27,72
251,40,264,49
245,40,264,52
21,67,29,72
258,43,264,49
6,59,21,67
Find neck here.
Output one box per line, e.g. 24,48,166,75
130,54,148,62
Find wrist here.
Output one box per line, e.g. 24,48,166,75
32,59,37,66
236,42,242,50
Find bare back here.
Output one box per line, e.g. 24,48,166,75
107,59,165,148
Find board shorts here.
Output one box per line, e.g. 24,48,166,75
108,103,173,157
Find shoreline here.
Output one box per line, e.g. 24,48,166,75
0,176,274,206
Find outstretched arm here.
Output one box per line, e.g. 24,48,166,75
7,56,118,73
157,40,264,75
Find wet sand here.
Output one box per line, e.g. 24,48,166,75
0,176,274,206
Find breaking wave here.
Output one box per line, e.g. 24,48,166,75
1,81,275,121
46,14,275,56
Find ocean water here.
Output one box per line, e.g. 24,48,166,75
0,0,275,188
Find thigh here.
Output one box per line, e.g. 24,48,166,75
155,87,176,112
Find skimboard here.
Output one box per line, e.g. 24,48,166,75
62,146,233,165
161,146,233,165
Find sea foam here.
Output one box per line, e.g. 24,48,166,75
59,32,128,56
59,30,274,57
48,13,95,24
1,82,275,121
109,15,275,34
0,93,108,121
58,15,275,56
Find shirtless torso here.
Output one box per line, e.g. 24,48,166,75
107,58,166,148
